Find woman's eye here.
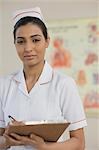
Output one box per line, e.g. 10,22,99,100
32,39,40,43
16,40,24,44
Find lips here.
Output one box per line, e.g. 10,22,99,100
24,55,37,60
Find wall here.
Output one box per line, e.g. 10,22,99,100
0,0,99,149
0,2,3,74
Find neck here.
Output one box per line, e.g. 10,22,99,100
23,60,45,80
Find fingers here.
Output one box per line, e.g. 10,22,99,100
10,133,43,146
4,132,45,148
30,133,45,145
3,134,22,146
10,133,22,141
30,133,43,141
4,134,20,143
30,134,45,149
30,133,38,139
10,133,35,145
11,121,25,126
4,127,9,135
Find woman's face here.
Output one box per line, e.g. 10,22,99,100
15,23,49,67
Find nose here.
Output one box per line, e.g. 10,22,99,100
24,41,35,52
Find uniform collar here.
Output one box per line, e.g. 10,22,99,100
13,61,53,85
38,61,53,85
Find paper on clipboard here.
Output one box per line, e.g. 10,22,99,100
8,120,70,142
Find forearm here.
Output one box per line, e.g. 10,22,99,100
0,136,9,150
43,137,85,150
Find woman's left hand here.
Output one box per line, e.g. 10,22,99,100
9,133,46,149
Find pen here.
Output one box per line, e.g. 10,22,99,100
8,115,16,122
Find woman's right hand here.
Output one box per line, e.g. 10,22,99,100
3,133,23,148
3,121,25,148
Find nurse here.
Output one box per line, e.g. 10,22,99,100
0,7,87,150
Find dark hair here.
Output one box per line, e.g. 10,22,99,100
13,16,48,41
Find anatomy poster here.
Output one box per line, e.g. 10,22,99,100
46,18,99,117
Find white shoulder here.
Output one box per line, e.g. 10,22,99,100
53,70,76,88
0,71,19,83
0,70,20,98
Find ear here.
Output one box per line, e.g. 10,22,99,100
45,36,50,48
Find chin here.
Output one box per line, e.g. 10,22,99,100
27,63,38,67
25,61,41,67
24,58,44,67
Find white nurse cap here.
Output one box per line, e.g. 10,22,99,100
13,7,44,26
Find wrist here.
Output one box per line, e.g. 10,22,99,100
36,142,47,150
40,142,49,150
2,136,10,149
0,136,10,149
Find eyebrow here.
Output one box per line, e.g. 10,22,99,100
16,34,42,39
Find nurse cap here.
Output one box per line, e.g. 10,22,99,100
13,7,44,26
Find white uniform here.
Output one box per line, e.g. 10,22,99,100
0,61,87,150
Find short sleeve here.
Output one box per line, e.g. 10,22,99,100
0,97,5,128
60,78,87,131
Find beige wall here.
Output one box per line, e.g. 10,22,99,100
0,3,3,74
0,0,99,149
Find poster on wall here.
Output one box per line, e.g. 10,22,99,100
46,17,99,117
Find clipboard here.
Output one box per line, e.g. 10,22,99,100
7,121,70,142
